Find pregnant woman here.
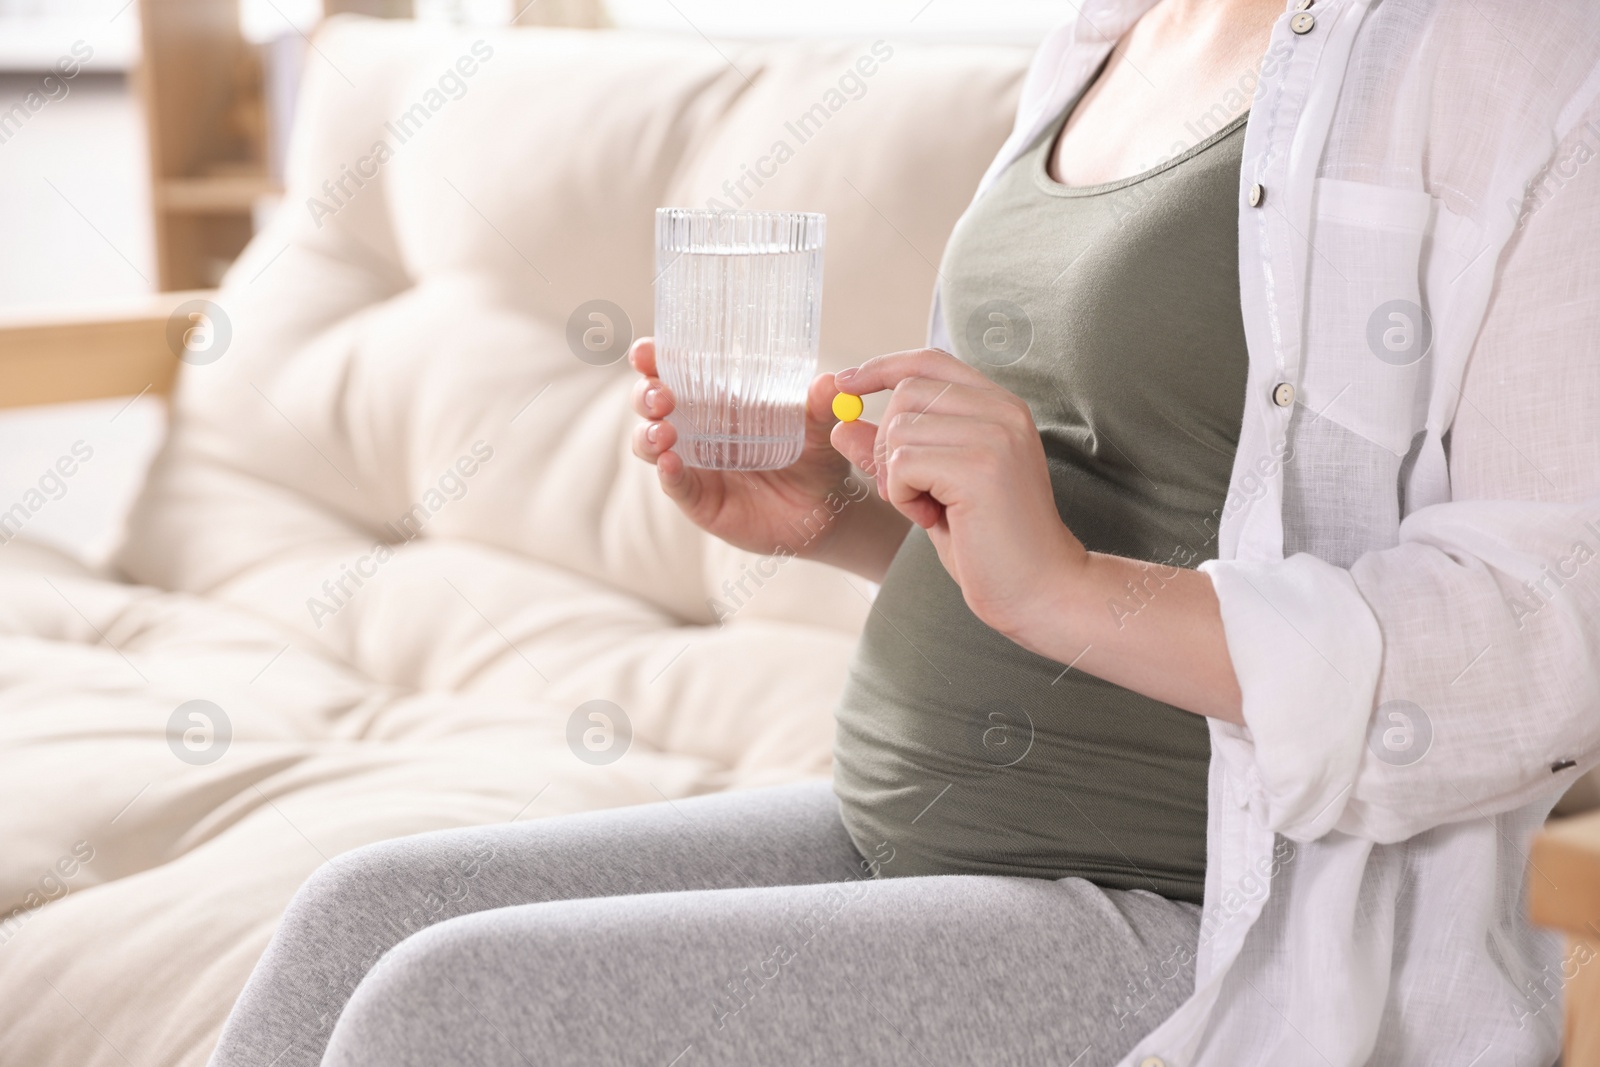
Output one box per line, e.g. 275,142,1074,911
211,0,1600,1064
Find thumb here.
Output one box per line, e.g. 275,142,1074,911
829,418,881,480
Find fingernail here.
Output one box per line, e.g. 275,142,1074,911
835,368,857,384
645,387,661,410
645,422,660,444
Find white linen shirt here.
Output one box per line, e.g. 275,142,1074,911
926,1,1600,1063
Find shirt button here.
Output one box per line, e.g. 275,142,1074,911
1295,0,1313,9
1291,11,1316,33
1272,382,1296,407
1139,1058,1168,1067
1248,183,1265,207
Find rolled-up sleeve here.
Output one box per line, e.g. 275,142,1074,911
1201,553,1382,840
1337,499,1600,842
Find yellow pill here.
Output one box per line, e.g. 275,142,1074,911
832,392,864,422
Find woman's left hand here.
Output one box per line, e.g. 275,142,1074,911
829,348,1087,638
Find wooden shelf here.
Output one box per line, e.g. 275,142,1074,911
136,0,270,288
133,0,413,287
159,175,282,214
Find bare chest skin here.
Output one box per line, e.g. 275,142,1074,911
1050,0,1284,187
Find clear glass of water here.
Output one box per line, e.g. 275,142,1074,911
654,208,826,470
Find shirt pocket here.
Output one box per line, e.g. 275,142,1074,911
1299,178,1438,459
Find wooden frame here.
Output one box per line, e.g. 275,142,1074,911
1532,813,1600,1067
0,290,215,409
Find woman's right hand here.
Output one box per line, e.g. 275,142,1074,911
629,337,910,579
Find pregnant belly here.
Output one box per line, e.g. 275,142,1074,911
830,528,1210,903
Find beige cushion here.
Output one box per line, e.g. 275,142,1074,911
0,21,1027,1066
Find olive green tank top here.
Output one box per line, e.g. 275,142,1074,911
831,108,1251,904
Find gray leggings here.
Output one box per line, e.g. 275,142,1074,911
210,782,1200,1067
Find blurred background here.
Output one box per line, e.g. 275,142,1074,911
0,0,1057,566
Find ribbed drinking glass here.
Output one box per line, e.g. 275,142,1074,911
654,208,826,470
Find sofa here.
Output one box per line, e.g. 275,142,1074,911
0,19,1029,1067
